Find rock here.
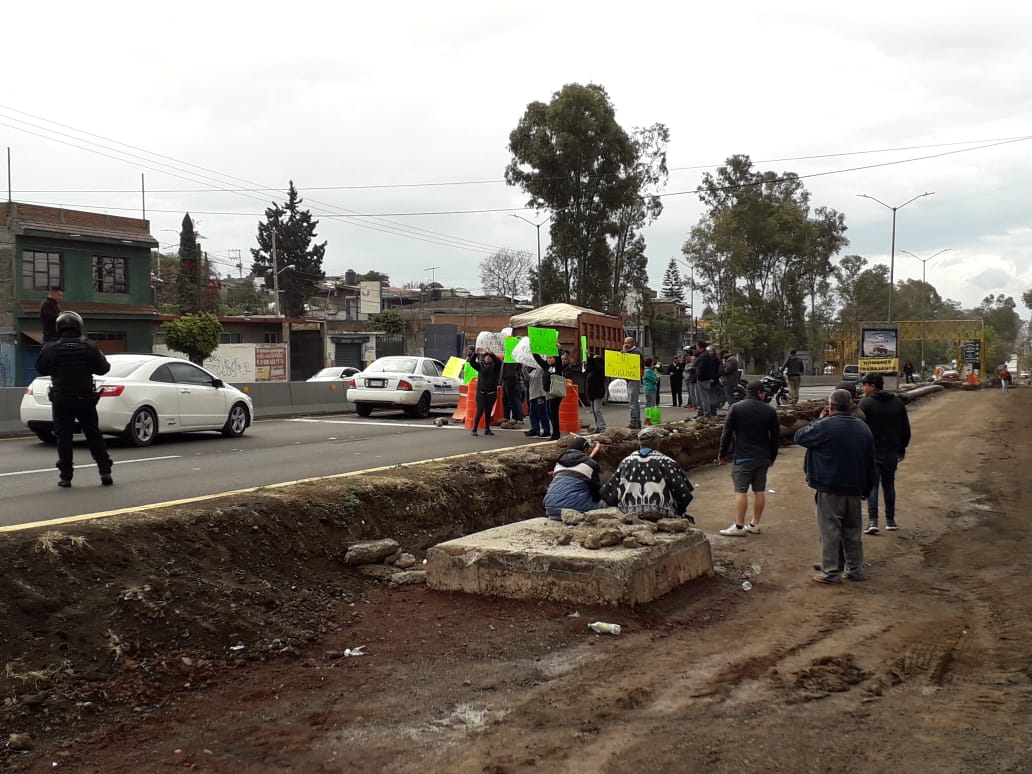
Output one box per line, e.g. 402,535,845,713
555,532,572,546
636,532,658,546
622,536,639,549
389,570,427,586
597,528,623,547
561,509,585,525
432,417,449,426
581,533,601,550
344,539,401,566
20,693,46,707
394,552,417,569
8,733,33,751
356,564,402,580
384,549,403,565
637,509,670,522
656,519,689,533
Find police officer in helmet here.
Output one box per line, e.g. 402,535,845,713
35,311,114,487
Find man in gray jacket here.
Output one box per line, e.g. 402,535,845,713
794,389,876,583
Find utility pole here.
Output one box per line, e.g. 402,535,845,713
510,213,551,305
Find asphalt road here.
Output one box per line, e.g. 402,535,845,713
0,386,831,530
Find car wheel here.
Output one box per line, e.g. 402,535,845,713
355,403,373,417
221,402,250,437
409,392,431,418
125,407,157,447
34,428,57,445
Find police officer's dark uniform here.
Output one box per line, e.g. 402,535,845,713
35,311,114,487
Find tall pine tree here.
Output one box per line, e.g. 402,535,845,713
660,257,685,300
176,213,201,313
251,182,327,318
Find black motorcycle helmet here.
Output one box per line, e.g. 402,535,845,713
55,311,84,337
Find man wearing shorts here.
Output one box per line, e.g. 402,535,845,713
716,380,781,536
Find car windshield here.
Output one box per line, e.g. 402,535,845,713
366,358,417,374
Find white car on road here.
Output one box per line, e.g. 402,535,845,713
21,353,253,447
347,356,460,418
306,366,360,382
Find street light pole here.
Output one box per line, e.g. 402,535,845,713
509,213,551,305
899,248,950,370
856,191,935,323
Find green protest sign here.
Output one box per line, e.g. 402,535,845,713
528,326,559,355
580,335,588,360
463,362,477,384
504,336,520,363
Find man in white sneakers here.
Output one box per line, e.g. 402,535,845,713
717,380,781,536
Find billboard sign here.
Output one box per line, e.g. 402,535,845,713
858,327,899,375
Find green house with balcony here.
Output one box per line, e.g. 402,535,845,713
0,202,158,387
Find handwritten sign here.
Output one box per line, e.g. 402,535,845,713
442,356,465,379
504,336,520,363
605,349,641,380
475,331,506,355
527,326,559,355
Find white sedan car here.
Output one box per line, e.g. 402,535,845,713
347,356,460,418
306,366,360,382
21,353,253,447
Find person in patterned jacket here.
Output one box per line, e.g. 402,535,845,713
600,426,695,521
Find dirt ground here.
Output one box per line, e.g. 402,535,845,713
2,386,1031,773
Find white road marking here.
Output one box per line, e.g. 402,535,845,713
287,418,465,430
0,455,182,478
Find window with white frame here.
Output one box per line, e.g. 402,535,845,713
93,256,128,294
22,251,62,291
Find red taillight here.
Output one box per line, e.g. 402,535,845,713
98,384,125,397
347,378,356,388
24,385,32,395
397,379,413,391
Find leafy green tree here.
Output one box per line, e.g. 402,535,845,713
976,294,1020,367
162,313,223,365
223,277,267,315
660,257,685,300
367,310,406,335
355,270,390,287
506,83,668,311
251,182,327,318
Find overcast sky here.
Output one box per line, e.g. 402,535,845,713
3,1,1031,316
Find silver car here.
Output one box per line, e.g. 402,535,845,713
347,356,460,418
21,353,253,447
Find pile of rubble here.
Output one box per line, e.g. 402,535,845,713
554,506,692,550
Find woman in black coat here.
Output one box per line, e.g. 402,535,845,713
467,350,502,436
584,353,607,433
669,355,685,407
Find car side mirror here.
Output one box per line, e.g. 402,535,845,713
212,378,225,388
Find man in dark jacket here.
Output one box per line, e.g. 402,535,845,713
693,344,721,417
794,389,876,583
780,349,805,404
719,349,741,407
583,354,607,433
35,311,114,487
543,436,603,518
500,362,524,423
858,372,912,533
717,380,780,536
39,286,63,342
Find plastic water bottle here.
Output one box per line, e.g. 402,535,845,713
588,622,622,635
741,581,753,591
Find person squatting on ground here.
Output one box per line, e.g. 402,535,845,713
600,426,695,521
669,354,686,407
859,372,911,534
40,286,63,343
533,352,564,441
719,349,741,407
524,361,550,438
717,380,781,536
622,337,643,429
794,388,876,584
643,358,659,410
500,361,525,423
467,349,502,436
543,436,603,518
35,311,114,488
781,349,805,404
584,353,607,434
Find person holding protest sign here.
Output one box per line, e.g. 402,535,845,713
584,353,607,434
534,352,564,441
622,337,643,429
467,349,502,436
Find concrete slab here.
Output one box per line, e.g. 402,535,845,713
425,518,713,606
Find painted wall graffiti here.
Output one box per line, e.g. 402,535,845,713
0,341,15,388
153,344,289,383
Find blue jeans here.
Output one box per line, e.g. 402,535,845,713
529,396,549,435
698,382,715,417
590,397,607,432
627,380,642,427
867,453,899,525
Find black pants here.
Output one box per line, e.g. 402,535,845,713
472,390,497,431
545,397,562,439
670,379,683,406
52,393,112,480
502,381,524,421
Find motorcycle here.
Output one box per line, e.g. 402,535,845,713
760,369,791,406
